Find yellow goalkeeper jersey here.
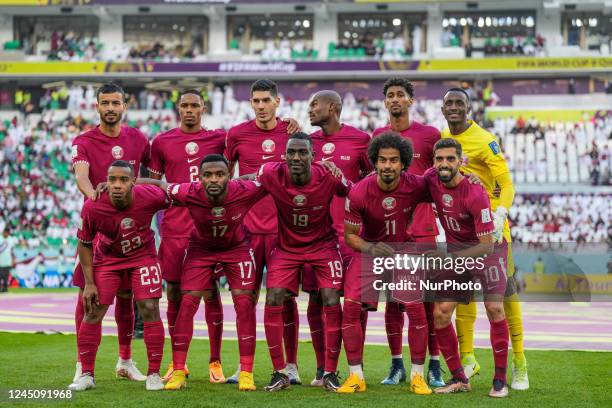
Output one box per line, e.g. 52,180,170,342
440,120,510,210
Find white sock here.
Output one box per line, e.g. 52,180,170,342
324,371,332,376
349,364,364,380
391,354,403,360
286,363,297,371
120,358,132,364
430,355,440,361
233,364,241,376
411,364,424,379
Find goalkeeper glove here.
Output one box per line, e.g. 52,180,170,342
492,206,507,244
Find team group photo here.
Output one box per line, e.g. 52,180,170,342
0,0,610,407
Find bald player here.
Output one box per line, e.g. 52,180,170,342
307,90,371,385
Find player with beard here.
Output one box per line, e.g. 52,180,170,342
147,90,227,383
70,83,150,384
373,78,443,387
424,138,510,398
139,154,267,391
257,133,350,392
339,132,432,395
224,79,302,384
69,161,169,392
306,90,372,386
440,88,527,390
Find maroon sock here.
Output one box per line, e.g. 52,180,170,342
115,296,134,360
435,323,467,382
78,321,101,376
172,294,200,371
264,305,285,371
307,300,325,369
424,302,440,356
360,309,368,357
75,293,84,362
385,302,404,356
323,304,342,373
234,294,256,372
342,301,363,366
204,296,223,363
490,319,509,382
282,298,299,365
166,298,180,343
405,303,428,365
144,320,165,375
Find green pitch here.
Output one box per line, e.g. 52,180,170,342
0,332,608,407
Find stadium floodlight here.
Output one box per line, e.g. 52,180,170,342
392,18,401,27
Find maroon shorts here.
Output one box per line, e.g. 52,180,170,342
73,254,130,291
158,237,190,283
478,242,509,299
267,243,343,295
95,260,162,305
344,253,427,311
433,242,508,303
302,237,354,293
182,244,258,292
250,233,277,290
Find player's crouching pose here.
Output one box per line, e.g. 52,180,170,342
69,161,169,392
138,154,267,391
424,138,510,398
256,132,350,392
340,132,433,395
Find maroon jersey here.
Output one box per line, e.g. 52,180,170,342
256,162,350,253
71,125,150,190
148,127,226,238
311,124,372,235
423,168,494,243
345,172,431,242
224,119,290,234
165,179,267,251
77,185,170,271
373,121,440,237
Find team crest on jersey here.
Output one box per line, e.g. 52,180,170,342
211,207,226,218
293,194,307,207
322,142,335,155
111,146,124,159
382,197,396,210
185,142,199,155
262,139,276,153
121,218,134,229
72,145,78,159
442,194,453,207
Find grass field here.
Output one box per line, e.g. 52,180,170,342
0,332,609,408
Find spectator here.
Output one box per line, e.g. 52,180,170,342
0,228,18,292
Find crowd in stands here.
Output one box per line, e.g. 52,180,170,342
440,29,546,57
8,31,104,62
127,42,201,62
489,114,612,185
510,194,612,245
329,28,423,60
251,39,317,61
